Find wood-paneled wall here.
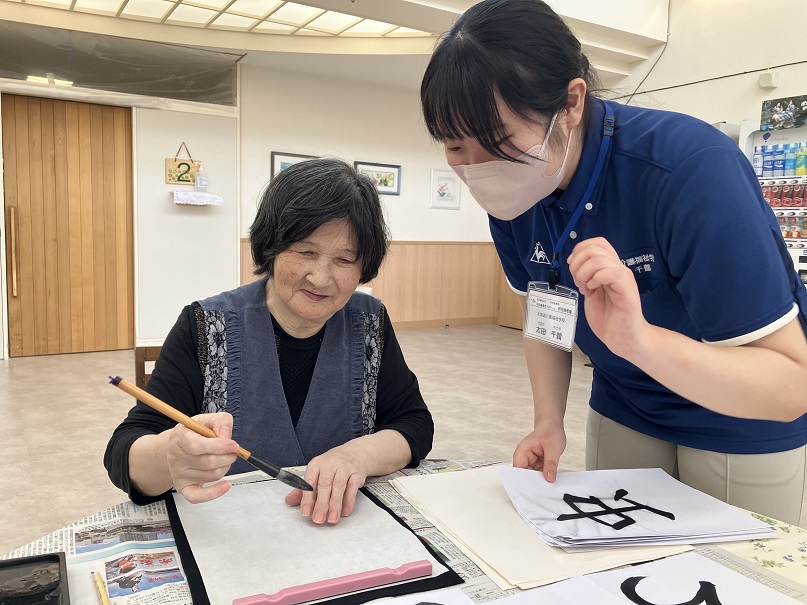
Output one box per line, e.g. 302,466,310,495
240,240,502,328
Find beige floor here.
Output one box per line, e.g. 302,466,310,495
0,324,805,556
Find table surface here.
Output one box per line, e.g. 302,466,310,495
3,460,806,603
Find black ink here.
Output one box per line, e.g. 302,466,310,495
620,576,723,605
557,489,675,530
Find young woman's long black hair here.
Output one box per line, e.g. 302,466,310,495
421,0,600,160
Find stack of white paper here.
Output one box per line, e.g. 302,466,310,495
498,467,775,552
390,466,692,590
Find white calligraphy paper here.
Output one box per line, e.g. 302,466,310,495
497,467,774,551
494,552,803,604
173,480,446,604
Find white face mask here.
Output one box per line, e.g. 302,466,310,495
451,115,573,221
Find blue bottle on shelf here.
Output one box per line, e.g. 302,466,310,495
762,145,775,178
773,144,786,177
785,144,797,176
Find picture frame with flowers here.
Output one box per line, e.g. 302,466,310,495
429,169,461,209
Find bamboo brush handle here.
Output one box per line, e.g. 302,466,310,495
112,376,253,460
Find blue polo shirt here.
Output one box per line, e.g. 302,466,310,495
491,98,807,454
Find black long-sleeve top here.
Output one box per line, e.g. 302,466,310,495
104,303,433,504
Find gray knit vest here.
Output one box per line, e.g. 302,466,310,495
195,278,384,474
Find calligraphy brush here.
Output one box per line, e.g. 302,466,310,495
109,376,313,492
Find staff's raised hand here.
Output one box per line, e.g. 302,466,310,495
567,237,648,360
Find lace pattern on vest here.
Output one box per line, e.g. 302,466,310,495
199,309,228,414
361,306,385,435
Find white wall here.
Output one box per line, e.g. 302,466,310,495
239,64,491,242
135,108,238,343
612,0,807,127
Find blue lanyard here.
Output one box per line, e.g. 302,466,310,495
541,103,614,289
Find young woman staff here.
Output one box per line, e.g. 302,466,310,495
421,0,807,524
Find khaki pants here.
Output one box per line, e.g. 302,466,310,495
586,408,807,526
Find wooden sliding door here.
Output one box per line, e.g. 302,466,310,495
3,94,134,357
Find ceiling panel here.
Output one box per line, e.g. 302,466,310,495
305,10,360,34
253,20,295,33
122,0,174,19
269,2,322,26
343,19,396,35
228,0,281,17
74,0,122,10
166,3,215,23
185,0,232,9
211,12,257,28
385,26,428,37
25,0,74,6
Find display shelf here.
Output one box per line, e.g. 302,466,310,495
758,176,807,183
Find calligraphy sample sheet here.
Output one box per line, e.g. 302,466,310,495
493,552,803,605
390,466,691,590
172,480,448,605
497,467,775,551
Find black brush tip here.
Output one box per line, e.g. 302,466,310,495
109,376,122,385
277,469,314,492
248,454,313,491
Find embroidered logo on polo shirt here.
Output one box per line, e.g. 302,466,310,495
531,242,550,264
621,253,655,275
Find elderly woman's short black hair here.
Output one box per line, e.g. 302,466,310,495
250,157,389,283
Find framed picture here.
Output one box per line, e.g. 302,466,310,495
429,169,461,209
354,161,401,195
271,151,316,178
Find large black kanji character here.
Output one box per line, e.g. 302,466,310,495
621,576,724,605
556,489,675,530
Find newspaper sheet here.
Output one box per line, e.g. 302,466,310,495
2,500,192,605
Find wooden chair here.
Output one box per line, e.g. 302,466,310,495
134,346,163,390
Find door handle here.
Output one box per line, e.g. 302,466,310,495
9,206,17,298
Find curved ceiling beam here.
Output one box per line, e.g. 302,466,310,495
0,2,440,55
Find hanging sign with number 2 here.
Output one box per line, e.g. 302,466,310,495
165,142,202,185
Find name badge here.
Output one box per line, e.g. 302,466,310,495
525,282,579,352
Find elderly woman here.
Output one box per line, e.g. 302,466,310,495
105,158,434,525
